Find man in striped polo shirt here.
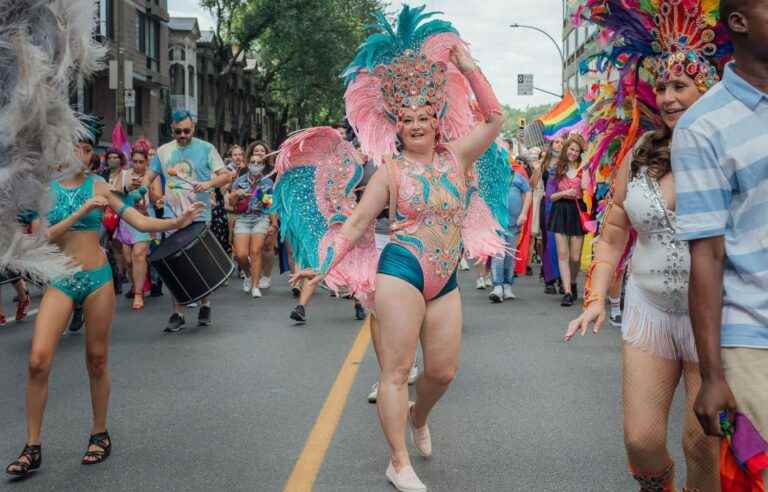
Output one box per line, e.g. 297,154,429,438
671,0,768,468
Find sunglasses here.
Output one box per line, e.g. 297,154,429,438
174,128,193,136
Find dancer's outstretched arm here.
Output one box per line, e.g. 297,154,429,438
446,45,504,172
565,156,632,340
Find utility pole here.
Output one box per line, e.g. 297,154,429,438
115,0,124,123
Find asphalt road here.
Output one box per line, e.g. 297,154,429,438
0,270,689,491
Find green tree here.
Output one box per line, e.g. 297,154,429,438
200,0,382,146
501,103,554,139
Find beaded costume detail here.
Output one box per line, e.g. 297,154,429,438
389,150,466,300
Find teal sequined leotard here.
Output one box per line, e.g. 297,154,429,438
48,175,113,304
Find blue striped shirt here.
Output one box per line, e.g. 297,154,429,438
671,62,768,349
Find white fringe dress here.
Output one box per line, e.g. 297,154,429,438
622,167,697,362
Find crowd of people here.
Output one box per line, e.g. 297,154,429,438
2,0,766,490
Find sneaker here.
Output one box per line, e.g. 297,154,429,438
503,284,516,300
187,302,199,308
459,258,470,271
408,402,432,458
290,305,306,324
354,302,366,320
544,283,557,295
69,307,85,332
561,293,574,307
485,275,492,288
367,382,379,403
258,276,271,289
489,285,503,303
476,278,486,290
15,295,31,322
164,313,185,333
609,311,623,327
150,285,164,297
198,305,212,326
408,365,419,385
251,287,262,299
243,276,252,293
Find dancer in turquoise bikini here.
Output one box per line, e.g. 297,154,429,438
5,130,201,477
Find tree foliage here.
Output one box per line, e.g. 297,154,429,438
501,103,554,139
199,0,382,146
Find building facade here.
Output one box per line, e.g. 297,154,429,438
562,13,599,98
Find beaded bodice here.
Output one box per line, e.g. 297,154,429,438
624,167,689,313
389,149,466,298
47,175,103,232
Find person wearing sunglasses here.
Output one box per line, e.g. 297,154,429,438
143,110,232,333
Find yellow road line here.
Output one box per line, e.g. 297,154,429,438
282,316,372,492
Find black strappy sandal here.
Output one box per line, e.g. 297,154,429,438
81,431,111,465
5,444,41,477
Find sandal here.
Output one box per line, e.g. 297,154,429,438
15,295,31,322
132,294,144,311
81,431,111,465
6,444,41,476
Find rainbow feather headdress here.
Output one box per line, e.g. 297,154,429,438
343,4,476,165
574,0,732,93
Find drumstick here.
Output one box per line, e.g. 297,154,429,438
167,168,198,187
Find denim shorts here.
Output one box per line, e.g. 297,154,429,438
234,214,270,235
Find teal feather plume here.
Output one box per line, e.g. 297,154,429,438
343,4,458,85
474,142,513,231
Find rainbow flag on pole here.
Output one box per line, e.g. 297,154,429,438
538,90,583,140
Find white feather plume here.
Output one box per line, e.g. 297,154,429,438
0,0,105,282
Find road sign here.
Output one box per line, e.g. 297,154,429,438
124,89,135,108
517,73,534,96
518,118,527,129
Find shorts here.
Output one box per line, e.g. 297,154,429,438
722,347,768,484
235,214,270,235
51,263,113,306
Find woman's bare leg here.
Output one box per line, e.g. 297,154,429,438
623,344,681,485
82,283,115,460
373,275,424,471
554,233,572,293
233,234,251,276
569,235,584,288
248,234,266,283
681,361,720,491
25,289,74,445
412,289,462,429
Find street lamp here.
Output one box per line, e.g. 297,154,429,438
509,23,565,96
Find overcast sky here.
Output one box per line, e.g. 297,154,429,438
168,0,565,109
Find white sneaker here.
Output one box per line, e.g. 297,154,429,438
251,287,262,298
408,402,432,458
459,258,469,271
489,285,503,303
485,276,492,288
243,276,252,293
385,461,427,492
367,382,378,403
258,276,271,289
503,284,516,300
476,278,486,290
408,365,419,385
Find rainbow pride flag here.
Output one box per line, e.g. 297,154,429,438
539,91,583,140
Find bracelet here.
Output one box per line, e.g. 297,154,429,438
583,295,605,307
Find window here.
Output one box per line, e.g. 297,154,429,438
170,65,185,96
189,67,196,98
136,11,146,52
98,0,113,39
147,20,160,71
135,88,144,126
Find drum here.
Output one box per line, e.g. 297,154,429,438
149,223,234,305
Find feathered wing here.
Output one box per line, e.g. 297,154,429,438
273,127,378,304
461,142,512,260
0,0,106,282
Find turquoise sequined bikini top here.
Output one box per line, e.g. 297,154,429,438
47,175,103,231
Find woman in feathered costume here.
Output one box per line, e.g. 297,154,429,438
276,5,506,490
564,0,732,490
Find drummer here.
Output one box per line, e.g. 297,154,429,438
144,110,231,333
